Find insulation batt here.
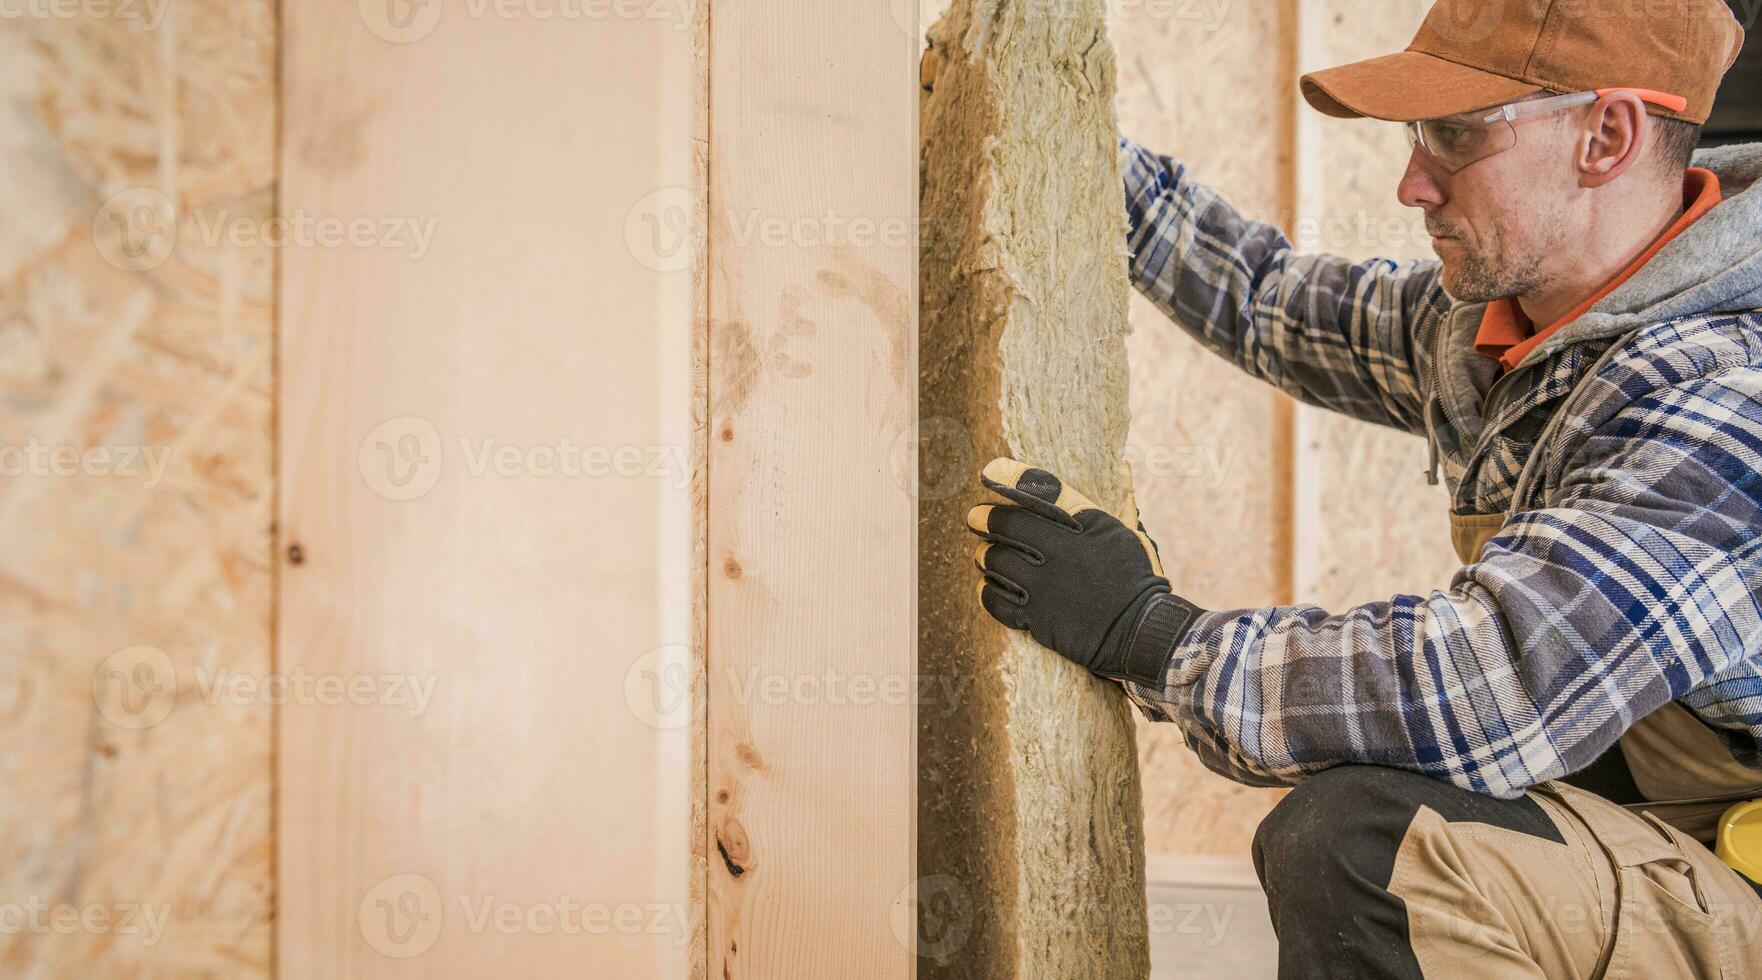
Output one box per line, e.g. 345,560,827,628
918,0,1150,976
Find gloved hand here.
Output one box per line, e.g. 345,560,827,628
966,458,1202,688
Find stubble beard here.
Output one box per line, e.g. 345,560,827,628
1435,218,1553,305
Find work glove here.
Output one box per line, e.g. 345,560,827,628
967,458,1203,689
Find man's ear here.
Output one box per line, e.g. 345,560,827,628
1578,91,1648,188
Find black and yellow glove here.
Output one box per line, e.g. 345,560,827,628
966,458,1203,689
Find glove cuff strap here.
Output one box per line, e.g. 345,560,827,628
1119,593,1198,689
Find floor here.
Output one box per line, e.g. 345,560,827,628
1147,881,1279,978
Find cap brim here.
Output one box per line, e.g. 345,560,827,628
1300,50,1542,122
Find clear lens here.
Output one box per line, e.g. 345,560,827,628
1407,114,1517,173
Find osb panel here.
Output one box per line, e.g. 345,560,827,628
0,5,275,977
1111,0,1297,860
920,0,1147,975
1294,0,1459,611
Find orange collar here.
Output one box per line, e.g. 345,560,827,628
1474,167,1724,373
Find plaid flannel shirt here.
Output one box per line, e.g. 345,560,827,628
1118,137,1762,799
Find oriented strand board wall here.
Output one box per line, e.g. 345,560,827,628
702,0,918,976
1111,0,1302,860
1294,0,1457,613
0,5,276,976
277,7,695,978
919,1,1148,977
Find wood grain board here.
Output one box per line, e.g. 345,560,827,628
277,6,696,977
703,0,919,976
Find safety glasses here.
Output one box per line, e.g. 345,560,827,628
1405,88,1690,174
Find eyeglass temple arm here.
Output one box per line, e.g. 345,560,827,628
1484,88,1690,123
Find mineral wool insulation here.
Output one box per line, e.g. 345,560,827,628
919,0,1150,977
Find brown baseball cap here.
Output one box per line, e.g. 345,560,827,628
1300,0,1746,124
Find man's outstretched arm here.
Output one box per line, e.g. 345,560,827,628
1123,137,1447,434
972,367,1762,799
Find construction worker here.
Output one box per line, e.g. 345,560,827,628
966,0,1762,975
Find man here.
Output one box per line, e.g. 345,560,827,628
966,0,1762,975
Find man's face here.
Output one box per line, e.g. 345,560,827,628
1398,108,1579,303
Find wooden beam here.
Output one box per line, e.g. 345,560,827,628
278,8,696,977
702,0,920,974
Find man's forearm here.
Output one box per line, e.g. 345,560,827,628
1122,136,1443,435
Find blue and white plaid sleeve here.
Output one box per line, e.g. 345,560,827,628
1122,137,1447,434
1124,362,1762,799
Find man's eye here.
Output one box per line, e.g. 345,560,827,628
1433,125,1470,147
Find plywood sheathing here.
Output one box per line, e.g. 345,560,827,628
0,4,276,976
1293,0,1459,614
1110,0,1302,860
919,1,1149,976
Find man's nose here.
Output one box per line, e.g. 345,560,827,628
1397,146,1446,211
